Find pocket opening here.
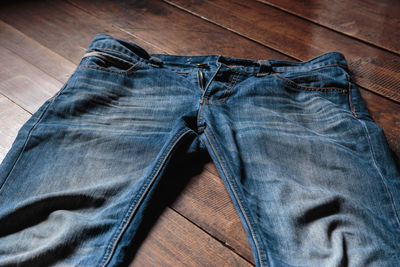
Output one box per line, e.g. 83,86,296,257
80,51,141,75
271,65,350,94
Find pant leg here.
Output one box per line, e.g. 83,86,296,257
201,53,400,266
0,34,201,266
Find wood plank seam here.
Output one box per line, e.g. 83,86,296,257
0,92,32,115
169,206,255,265
0,1,398,265
255,0,400,56
0,20,76,83
65,0,169,54
256,0,400,54
0,4,255,263
162,0,400,103
0,43,69,86
163,0,400,105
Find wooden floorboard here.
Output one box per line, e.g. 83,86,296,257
0,0,399,266
165,0,400,103
0,17,251,265
0,45,61,113
66,0,289,60
0,94,30,160
170,162,254,261
131,207,252,267
258,0,400,54
0,1,161,64
61,0,400,160
0,1,255,263
359,89,400,161
0,20,76,84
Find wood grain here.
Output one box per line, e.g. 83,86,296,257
170,162,254,262
0,0,161,64
0,20,76,84
0,95,30,161
131,207,252,266
63,0,400,161
0,17,253,265
0,0,399,265
165,0,400,103
0,46,61,113
359,89,400,161
65,0,290,60
258,0,400,54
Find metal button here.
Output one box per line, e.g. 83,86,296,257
149,56,163,67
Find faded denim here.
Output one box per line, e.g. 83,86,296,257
1,34,399,266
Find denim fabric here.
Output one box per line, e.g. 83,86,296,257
1,34,399,266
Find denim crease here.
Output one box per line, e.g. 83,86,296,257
0,33,400,266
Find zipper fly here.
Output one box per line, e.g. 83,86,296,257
198,70,205,91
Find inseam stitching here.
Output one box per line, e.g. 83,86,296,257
203,129,265,267
272,73,348,93
198,98,208,132
99,129,193,267
197,100,204,132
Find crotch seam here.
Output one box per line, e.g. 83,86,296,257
99,129,194,267
203,129,266,266
197,98,208,134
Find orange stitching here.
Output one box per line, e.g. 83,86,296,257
221,70,240,99
100,129,193,266
197,98,208,133
224,71,241,98
203,129,265,266
83,51,134,66
222,63,346,74
305,63,348,71
201,98,208,126
212,70,241,103
197,99,203,130
273,63,347,73
346,72,357,118
90,46,134,58
272,73,347,93
78,61,142,76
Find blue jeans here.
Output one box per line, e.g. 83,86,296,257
1,34,399,266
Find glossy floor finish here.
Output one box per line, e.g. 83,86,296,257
0,0,399,266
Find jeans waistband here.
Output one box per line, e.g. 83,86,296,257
85,34,349,74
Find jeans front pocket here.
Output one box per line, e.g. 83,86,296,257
270,65,356,120
79,49,142,75
272,65,350,94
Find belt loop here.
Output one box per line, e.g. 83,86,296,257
257,60,273,77
149,56,163,68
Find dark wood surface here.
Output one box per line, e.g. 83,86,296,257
0,0,399,266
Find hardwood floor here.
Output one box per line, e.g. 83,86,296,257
0,0,399,266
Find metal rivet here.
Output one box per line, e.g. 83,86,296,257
196,63,209,69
